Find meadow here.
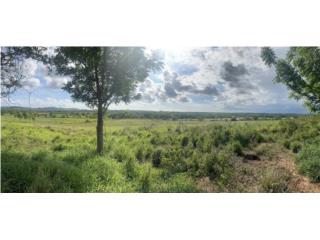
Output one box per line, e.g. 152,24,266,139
1,112,320,193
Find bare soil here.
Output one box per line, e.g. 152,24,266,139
197,143,320,193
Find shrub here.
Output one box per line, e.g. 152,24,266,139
139,165,152,192
297,144,320,182
205,154,222,180
53,144,66,152
181,136,189,147
1,151,37,192
283,140,290,149
230,141,243,156
279,119,299,136
290,141,301,153
113,146,132,162
152,149,162,167
124,155,137,179
135,146,144,162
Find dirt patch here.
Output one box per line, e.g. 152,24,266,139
196,143,320,193
277,151,320,193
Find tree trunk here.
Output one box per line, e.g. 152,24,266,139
96,104,104,154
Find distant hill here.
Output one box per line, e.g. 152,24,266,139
1,106,92,112
1,106,308,120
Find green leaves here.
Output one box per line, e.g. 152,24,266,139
261,47,277,67
261,47,320,113
53,47,163,110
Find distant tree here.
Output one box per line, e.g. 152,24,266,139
1,47,47,99
261,47,320,113
52,47,163,154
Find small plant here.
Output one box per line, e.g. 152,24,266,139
53,144,66,152
124,156,137,179
205,154,221,180
135,146,144,162
296,144,320,182
152,149,162,168
231,141,243,156
181,136,189,147
139,165,152,192
260,168,291,192
290,141,301,153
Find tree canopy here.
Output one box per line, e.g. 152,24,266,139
1,47,48,98
261,47,320,113
53,47,163,111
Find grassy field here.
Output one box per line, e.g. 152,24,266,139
1,114,320,192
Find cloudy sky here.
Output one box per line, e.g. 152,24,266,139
2,47,308,113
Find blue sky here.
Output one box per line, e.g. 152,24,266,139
2,47,308,113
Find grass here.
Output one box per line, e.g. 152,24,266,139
1,114,319,192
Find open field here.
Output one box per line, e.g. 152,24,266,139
1,114,320,192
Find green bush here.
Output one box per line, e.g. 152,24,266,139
124,155,137,179
53,144,66,152
181,136,189,147
139,165,152,192
290,141,301,153
230,141,243,156
152,149,162,167
297,144,320,182
1,151,37,192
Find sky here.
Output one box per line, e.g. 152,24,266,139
1,47,308,113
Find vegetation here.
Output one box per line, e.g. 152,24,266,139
1,47,48,98
51,47,163,154
261,47,320,112
2,113,319,193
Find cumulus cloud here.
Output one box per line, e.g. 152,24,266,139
44,75,70,89
159,70,220,102
21,77,40,92
220,61,255,92
8,47,307,113
19,57,70,90
133,46,307,113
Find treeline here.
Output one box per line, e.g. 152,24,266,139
1,107,305,120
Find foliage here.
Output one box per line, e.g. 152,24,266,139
1,114,319,192
1,47,48,98
296,144,320,182
261,47,320,112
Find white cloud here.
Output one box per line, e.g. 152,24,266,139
139,47,306,112
44,75,70,89
21,77,40,92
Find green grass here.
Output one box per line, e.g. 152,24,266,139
1,115,319,192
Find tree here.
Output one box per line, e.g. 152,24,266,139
52,47,163,154
261,47,320,113
1,47,48,99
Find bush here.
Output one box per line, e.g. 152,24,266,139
230,141,243,156
1,151,37,192
297,144,320,182
135,146,144,162
290,141,301,153
139,165,152,192
152,149,162,168
53,144,66,152
181,136,189,147
113,146,132,162
124,155,137,179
